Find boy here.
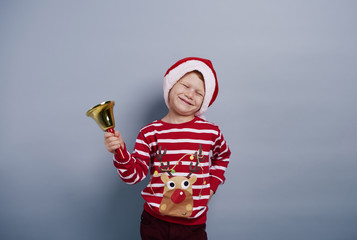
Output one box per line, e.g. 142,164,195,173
104,57,231,240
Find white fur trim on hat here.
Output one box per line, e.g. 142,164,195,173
163,59,217,117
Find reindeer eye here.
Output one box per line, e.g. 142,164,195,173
181,180,190,189
167,181,175,189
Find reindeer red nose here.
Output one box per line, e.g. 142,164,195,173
171,189,186,204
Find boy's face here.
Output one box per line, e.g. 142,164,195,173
167,72,205,118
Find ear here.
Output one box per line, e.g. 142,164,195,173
161,174,169,183
189,175,197,185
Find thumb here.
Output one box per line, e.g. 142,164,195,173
114,131,120,137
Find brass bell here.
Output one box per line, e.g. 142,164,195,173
86,101,125,159
86,101,115,131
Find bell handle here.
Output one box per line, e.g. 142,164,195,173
107,128,125,160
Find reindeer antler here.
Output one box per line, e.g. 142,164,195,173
195,144,206,162
156,146,173,177
187,144,206,178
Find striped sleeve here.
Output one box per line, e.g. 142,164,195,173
209,128,231,193
113,131,151,185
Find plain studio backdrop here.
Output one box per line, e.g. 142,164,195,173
1,1,356,239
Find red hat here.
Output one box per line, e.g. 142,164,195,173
163,57,219,117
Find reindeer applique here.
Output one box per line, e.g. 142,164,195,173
155,145,206,218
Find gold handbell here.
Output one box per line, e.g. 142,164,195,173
86,100,125,159
86,101,115,131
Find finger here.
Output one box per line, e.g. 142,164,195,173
108,139,124,151
104,132,114,139
107,142,120,152
107,138,121,146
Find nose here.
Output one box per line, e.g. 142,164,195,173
185,89,194,99
171,189,186,204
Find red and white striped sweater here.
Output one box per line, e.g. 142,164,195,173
113,117,231,225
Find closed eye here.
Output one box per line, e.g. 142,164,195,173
196,91,204,97
181,83,189,88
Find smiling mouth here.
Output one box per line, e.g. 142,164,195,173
179,97,193,106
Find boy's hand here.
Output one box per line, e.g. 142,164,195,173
208,189,214,204
104,131,125,154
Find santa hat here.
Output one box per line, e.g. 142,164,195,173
163,57,219,117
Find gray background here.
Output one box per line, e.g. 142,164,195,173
1,1,356,239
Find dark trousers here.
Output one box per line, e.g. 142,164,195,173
140,210,208,240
